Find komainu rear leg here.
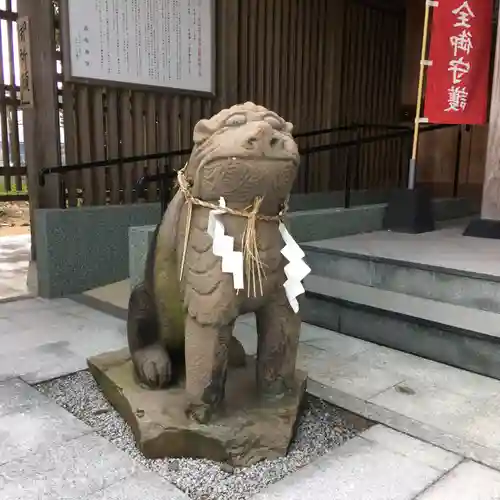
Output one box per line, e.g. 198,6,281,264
127,283,172,389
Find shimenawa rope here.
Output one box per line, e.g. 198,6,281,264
176,165,288,297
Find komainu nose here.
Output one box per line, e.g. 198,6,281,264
244,133,282,150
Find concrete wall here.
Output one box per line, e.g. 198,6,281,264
35,203,161,298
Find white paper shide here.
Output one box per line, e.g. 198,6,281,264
207,199,311,313
207,198,244,291
278,223,311,313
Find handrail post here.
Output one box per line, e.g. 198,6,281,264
160,167,169,214
354,128,362,191
304,154,310,194
400,134,413,188
58,177,66,209
344,147,353,209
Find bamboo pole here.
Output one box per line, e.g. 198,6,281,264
408,0,433,190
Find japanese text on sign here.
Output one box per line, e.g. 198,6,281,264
65,0,213,93
423,0,493,125
446,2,475,112
17,16,34,109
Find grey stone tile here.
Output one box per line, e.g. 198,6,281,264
296,343,333,373
0,298,52,317
252,435,444,500
370,382,478,444
0,433,142,500
307,378,500,473
301,328,372,358
308,352,405,400
51,299,123,319
0,402,90,465
0,378,50,417
455,404,500,452
361,425,461,472
0,316,12,333
87,469,190,500
349,345,500,401
0,341,86,384
300,323,338,343
0,304,126,383
68,325,127,359
13,307,123,337
417,461,500,499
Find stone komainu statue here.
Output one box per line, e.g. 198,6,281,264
126,102,309,424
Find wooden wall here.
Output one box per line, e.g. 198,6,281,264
24,0,409,208
0,1,25,201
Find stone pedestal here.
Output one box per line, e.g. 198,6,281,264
382,188,435,234
87,348,307,467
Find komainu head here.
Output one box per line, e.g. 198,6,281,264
183,102,300,214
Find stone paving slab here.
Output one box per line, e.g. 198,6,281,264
0,297,127,383
0,234,31,301
361,426,461,473
252,429,456,500
0,398,91,465
0,433,140,500
416,461,500,499
233,321,500,472
5,296,500,496
85,470,190,500
0,377,51,416
4,295,500,473
0,378,188,500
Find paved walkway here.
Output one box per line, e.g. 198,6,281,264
2,296,500,498
0,234,31,300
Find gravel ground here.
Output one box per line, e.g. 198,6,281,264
36,370,365,500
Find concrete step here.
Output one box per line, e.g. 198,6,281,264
301,275,500,380
303,233,500,313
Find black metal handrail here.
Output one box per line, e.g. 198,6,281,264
37,122,404,186
298,123,459,208
38,122,460,212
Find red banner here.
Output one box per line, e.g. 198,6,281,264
424,0,494,124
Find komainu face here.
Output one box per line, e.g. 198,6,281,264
184,102,300,214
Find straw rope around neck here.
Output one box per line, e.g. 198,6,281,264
176,164,288,297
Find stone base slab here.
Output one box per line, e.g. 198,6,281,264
87,348,307,467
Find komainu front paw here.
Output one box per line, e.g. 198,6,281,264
132,344,172,389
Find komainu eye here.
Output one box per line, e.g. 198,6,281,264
264,114,284,130
225,113,247,127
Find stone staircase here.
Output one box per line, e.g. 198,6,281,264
301,221,500,380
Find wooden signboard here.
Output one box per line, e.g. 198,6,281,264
60,0,215,94
17,16,34,108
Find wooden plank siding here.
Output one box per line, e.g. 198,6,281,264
25,0,408,207
0,1,27,201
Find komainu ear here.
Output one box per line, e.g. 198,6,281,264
193,119,215,144
285,121,294,134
